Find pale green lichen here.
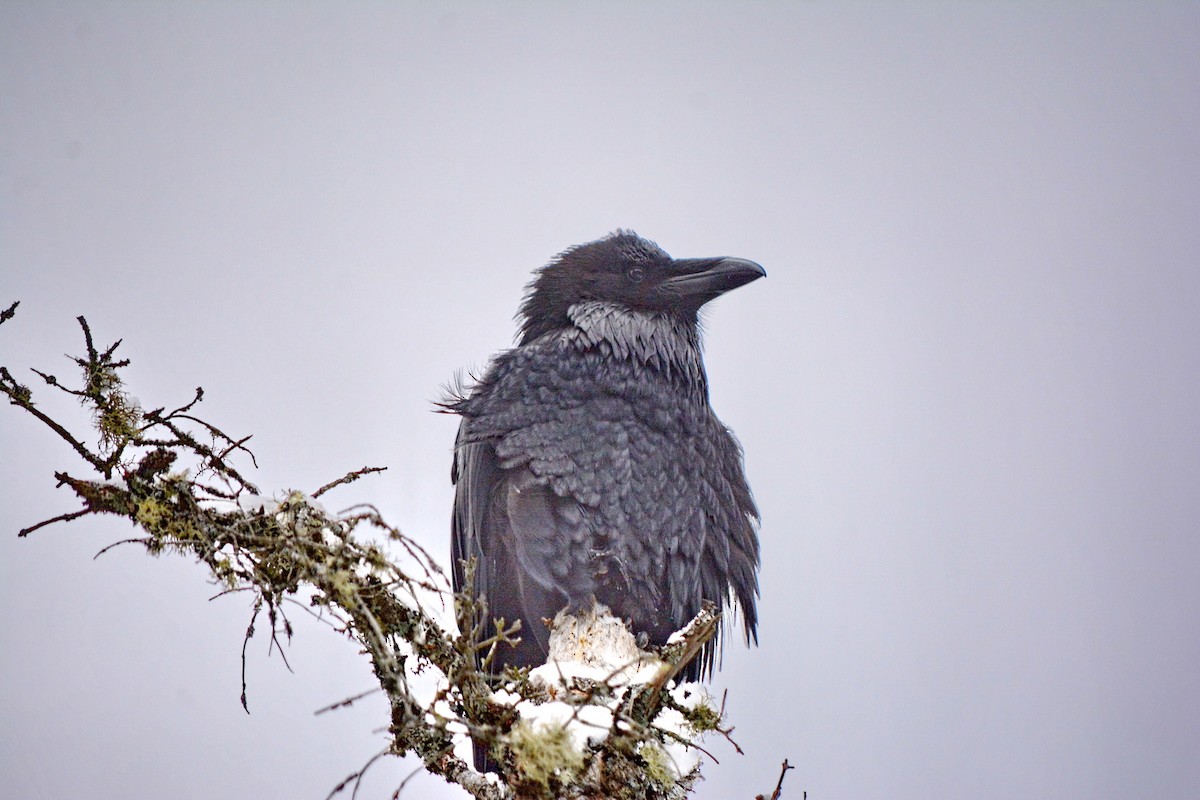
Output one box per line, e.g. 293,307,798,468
134,497,167,529
134,494,203,547
97,396,141,451
682,697,722,732
507,720,584,797
639,741,675,787
82,360,142,454
211,557,239,590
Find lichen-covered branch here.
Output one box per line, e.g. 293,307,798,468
2,303,745,800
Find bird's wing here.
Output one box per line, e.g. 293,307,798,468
451,432,590,671
450,436,495,599
698,417,761,652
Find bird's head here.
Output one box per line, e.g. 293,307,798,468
518,230,765,344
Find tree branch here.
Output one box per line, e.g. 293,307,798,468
4,303,749,799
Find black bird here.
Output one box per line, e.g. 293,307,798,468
447,230,763,716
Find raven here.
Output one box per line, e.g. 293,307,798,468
447,231,763,739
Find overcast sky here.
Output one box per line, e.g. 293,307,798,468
2,3,1198,799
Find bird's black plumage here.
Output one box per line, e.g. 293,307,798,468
447,231,763,707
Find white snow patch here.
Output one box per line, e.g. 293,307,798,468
236,493,280,515
497,604,710,777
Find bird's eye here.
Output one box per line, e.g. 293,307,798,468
627,267,645,283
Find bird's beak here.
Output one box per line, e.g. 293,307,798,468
663,257,767,305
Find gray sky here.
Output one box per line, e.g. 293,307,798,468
3,3,1198,799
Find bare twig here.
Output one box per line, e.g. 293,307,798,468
313,466,388,498
241,598,262,713
3,366,109,475
17,508,90,537
314,687,383,716
755,759,795,800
